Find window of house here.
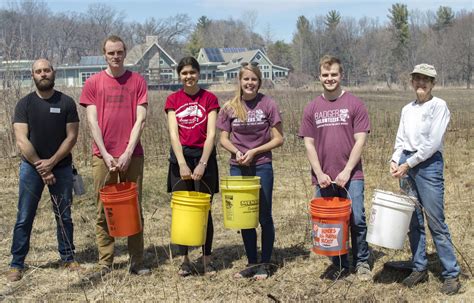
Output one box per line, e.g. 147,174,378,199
80,72,98,85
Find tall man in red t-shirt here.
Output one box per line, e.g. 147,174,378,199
80,35,149,275
299,55,372,281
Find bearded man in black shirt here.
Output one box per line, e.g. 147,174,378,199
6,59,81,282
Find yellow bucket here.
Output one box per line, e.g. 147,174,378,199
220,176,261,229
170,191,211,246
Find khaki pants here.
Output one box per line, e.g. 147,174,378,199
92,155,144,267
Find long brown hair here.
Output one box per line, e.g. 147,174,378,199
223,63,262,122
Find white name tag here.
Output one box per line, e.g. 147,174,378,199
50,107,61,113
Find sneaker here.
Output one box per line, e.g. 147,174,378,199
130,266,151,276
234,264,259,279
254,264,271,280
64,261,83,271
355,262,373,281
440,277,461,295
6,268,22,282
320,264,350,281
402,270,428,288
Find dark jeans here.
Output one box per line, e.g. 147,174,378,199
11,161,75,269
230,162,275,264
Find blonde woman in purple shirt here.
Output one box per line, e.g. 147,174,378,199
217,62,284,280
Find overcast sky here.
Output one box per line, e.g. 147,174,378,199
8,0,473,42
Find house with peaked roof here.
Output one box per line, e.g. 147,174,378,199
196,48,289,83
125,36,178,84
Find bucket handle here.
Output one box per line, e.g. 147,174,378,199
314,181,352,202
171,178,213,195
100,169,121,190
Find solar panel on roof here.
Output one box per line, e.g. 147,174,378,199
221,48,247,53
79,56,106,66
205,48,224,62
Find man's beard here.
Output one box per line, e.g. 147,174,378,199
34,77,55,91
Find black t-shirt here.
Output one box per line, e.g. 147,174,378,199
13,91,79,168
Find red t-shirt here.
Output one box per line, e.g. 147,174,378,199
80,70,148,157
165,89,220,148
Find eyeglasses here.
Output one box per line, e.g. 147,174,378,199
241,61,259,67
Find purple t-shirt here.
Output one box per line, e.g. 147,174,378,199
217,93,282,165
298,92,370,185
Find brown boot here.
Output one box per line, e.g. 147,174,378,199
6,268,22,282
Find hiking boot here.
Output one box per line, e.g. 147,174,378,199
320,264,350,281
440,277,461,295
64,261,83,271
355,262,373,281
402,270,428,288
6,268,22,282
130,265,151,276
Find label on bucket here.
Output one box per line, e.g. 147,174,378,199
240,199,259,213
312,222,343,250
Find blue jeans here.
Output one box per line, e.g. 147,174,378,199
316,180,370,269
399,151,460,278
10,161,75,269
230,163,275,264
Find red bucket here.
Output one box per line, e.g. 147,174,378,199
99,182,142,237
309,197,351,256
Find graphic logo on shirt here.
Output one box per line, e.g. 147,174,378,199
234,109,266,126
314,108,350,128
175,102,206,129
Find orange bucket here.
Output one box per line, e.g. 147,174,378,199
99,182,142,237
309,197,351,256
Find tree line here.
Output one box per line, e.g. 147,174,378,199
0,1,472,88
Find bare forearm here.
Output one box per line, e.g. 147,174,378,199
305,144,324,176
200,135,215,164
17,140,41,164
89,121,109,157
124,119,145,157
220,135,239,154
251,137,283,156
49,136,77,165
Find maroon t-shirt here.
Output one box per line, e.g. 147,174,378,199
165,88,220,148
298,92,370,184
217,93,282,165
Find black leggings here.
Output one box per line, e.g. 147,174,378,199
167,148,218,256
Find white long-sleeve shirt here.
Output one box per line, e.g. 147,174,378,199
391,96,450,168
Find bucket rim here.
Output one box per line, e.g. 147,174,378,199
220,176,261,181
221,184,261,190
373,189,416,208
373,189,417,203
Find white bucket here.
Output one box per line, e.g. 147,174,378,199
367,189,416,249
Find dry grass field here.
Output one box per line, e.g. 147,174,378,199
0,87,472,302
